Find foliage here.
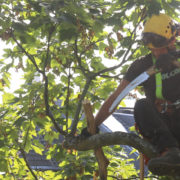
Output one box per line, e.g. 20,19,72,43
105,145,138,179
0,0,179,179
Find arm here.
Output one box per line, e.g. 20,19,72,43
94,79,130,127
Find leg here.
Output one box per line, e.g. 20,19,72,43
134,98,178,153
168,110,180,147
134,99,180,176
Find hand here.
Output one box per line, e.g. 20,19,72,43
80,127,99,138
156,53,176,71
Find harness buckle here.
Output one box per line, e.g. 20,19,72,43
160,99,180,113
161,101,168,113
173,99,180,109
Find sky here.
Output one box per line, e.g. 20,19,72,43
0,40,24,103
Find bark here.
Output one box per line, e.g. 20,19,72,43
83,100,109,180
63,132,158,159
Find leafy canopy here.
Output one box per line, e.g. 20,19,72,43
0,0,179,179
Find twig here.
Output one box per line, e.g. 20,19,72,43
43,26,54,71
17,119,38,180
79,38,104,57
42,27,67,135
7,159,16,180
44,75,67,136
13,27,66,136
99,73,122,80
11,32,43,74
108,175,158,180
65,63,72,133
70,78,92,135
23,119,31,149
93,10,146,78
19,148,38,180
74,38,88,76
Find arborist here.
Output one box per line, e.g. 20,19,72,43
93,13,180,176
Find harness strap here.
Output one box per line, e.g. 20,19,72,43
152,56,180,100
152,56,164,99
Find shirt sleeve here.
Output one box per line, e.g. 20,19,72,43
124,54,152,82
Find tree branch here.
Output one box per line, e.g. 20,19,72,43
93,12,146,78
74,38,87,76
65,63,72,133
79,38,104,57
12,28,66,136
11,32,43,74
44,75,67,136
19,148,38,180
43,26,55,72
70,78,92,135
108,175,157,180
63,132,158,159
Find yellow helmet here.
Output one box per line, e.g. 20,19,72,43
142,14,177,48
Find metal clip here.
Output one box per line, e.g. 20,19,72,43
161,101,168,113
173,100,180,109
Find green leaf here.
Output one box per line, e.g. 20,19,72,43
0,110,8,119
2,93,15,104
32,145,43,155
59,26,77,42
0,140,5,148
12,22,27,32
115,50,125,58
0,159,8,172
0,0,179,178
14,117,27,127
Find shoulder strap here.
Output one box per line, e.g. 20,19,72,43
152,56,164,100
152,56,180,99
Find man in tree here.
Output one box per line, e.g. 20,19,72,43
93,13,180,176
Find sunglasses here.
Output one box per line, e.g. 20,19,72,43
142,32,174,48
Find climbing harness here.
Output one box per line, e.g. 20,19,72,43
152,56,180,113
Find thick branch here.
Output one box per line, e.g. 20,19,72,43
63,132,158,159
83,100,109,180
